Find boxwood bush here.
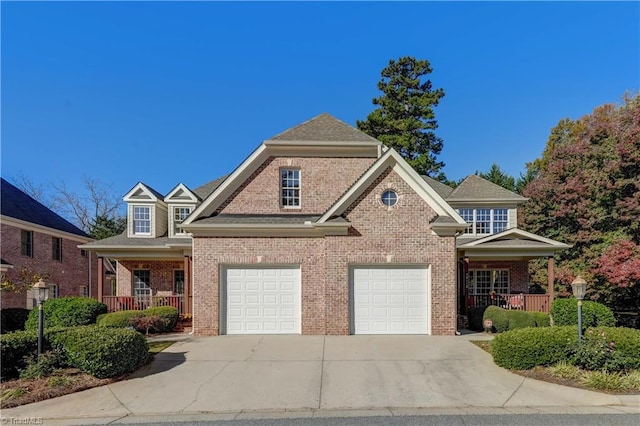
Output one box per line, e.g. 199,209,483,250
48,326,148,378
531,312,551,327
483,306,509,333
1,308,31,334
25,297,108,330
98,306,178,333
551,298,615,328
492,326,577,370
507,310,537,330
0,329,38,379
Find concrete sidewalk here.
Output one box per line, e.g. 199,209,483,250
2,335,638,424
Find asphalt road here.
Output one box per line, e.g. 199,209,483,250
110,414,640,426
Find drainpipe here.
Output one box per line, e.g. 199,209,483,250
189,255,195,335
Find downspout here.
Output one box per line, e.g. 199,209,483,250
189,252,195,335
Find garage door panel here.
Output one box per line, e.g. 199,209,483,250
224,267,301,335
352,266,429,335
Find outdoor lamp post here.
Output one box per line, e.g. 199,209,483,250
33,278,49,357
571,276,587,342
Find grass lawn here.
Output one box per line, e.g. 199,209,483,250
471,340,640,394
1,340,176,409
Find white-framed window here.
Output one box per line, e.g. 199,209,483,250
48,284,59,299
173,206,191,235
174,270,185,294
80,286,89,297
457,208,509,235
133,270,151,297
468,269,509,296
133,206,151,235
381,190,398,207
281,169,300,208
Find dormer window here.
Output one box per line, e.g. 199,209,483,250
173,206,191,235
281,169,300,208
133,206,151,235
458,208,508,235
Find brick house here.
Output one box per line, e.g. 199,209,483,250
1,178,97,309
81,114,569,335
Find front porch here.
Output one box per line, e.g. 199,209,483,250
102,295,186,315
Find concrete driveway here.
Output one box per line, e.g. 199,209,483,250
3,334,638,423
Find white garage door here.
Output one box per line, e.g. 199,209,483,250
352,266,430,334
223,267,301,335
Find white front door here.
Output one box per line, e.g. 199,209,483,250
223,266,301,335
352,266,430,334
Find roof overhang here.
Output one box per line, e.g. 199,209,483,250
1,215,93,243
184,222,349,237
457,228,571,259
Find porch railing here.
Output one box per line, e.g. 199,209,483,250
102,295,184,315
466,293,550,313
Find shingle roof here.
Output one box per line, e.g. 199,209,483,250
421,175,454,199
447,175,527,202
80,232,191,248
1,178,89,237
194,214,321,225
192,175,229,200
269,113,380,143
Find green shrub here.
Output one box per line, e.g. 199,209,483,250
507,311,537,330
144,307,179,331
551,298,616,328
19,349,67,379
25,297,108,330
98,307,178,333
492,326,577,370
0,330,38,379
97,310,143,328
1,308,31,334
49,326,148,378
129,315,169,335
467,305,489,331
571,326,640,372
531,312,551,327
483,306,509,333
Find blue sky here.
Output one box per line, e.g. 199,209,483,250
2,1,638,203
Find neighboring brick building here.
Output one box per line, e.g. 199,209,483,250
1,178,97,309
81,114,569,335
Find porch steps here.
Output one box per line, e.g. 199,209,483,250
173,318,192,333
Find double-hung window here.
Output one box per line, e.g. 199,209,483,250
133,206,151,235
174,270,185,295
52,237,62,261
133,270,151,297
21,230,33,257
281,169,300,208
173,207,191,235
457,208,508,235
468,270,509,295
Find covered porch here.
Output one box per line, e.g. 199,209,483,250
457,228,571,316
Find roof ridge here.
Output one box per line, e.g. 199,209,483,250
268,113,380,142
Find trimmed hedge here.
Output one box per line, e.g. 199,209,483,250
492,326,577,370
97,306,178,333
531,312,551,327
0,330,38,378
467,305,490,331
551,298,615,328
508,310,537,330
25,297,108,330
483,306,509,333
1,308,30,334
49,326,148,378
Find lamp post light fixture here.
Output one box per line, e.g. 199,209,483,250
33,278,49,357
571,275,587,342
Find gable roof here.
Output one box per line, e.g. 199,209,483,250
268,113,380,143
318,149,467,235
123,182,164,203
164,183,198,203
0,178,89,238
447,174,527,203
457,228,571,251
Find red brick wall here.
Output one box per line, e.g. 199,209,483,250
192,167,458,336
116,260,185,296
218,156,376,215
467,259,530,293
1,223,97,309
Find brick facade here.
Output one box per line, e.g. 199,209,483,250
1,222,97,309
218,157,376,215
192,167,458,336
